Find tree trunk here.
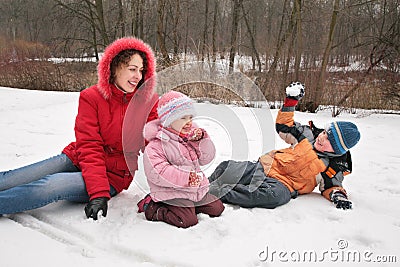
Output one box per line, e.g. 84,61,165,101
184,1,189,60
268,0,289,75
131,0,144,38
229,0,241,73
131,0,136,36
240,1,261,72
311,0,340,113
86,1,99,60
283,0,302,84
294,0,302,80
173,0,181,57
138,0,144,38
201,0,209,61
117,0,125,38
157,0,170,65
95,0,109,45
265,0,296,97
211,0,218,62
264,2,274,71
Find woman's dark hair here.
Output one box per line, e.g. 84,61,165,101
109,49,148,89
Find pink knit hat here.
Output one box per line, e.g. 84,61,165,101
157,91,196,127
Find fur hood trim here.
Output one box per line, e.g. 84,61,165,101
97,37,156,99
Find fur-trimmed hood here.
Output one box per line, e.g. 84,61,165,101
97,37,156,99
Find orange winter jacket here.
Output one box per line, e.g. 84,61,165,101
259,110,348,201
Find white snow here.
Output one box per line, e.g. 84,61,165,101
1,87,399,267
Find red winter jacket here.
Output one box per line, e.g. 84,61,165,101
62,37,158,200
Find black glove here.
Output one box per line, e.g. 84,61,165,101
331,192,352,210
84,197,108,220
276,124,306,143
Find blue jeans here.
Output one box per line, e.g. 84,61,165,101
0,153,117,215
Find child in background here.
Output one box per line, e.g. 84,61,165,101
209,82,361,210
138,90,224,228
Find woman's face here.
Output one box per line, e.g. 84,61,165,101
114,53,143,93
170,115,193,135
314,130,334,153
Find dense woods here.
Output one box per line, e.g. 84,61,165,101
0,0,399,113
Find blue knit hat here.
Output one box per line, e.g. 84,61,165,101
326,121,360,155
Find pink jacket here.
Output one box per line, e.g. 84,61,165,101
143,119,216,202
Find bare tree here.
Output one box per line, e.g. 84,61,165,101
94,0,109,45
229,0,241,73
282,0,301,85
1,0,399,112
172,0,181,57
87,0,100,60
309,0,340,113
264,0,296,97
116,0,126,38
333,0,400,115
183,0,190,59
293,0,303,80
131,0,144,38
52,0,111,57
157,0,171,65
201,0,209,61
0,0,24,41
240,1,261,72
211,0,218,62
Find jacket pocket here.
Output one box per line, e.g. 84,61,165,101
274,150,300,175
106,156,133,178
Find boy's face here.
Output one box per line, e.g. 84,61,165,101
169,115,193,135
314,130,334,153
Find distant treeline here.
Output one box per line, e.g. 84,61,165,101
0,0,399,113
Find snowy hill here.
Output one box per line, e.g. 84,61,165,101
0,87,399,267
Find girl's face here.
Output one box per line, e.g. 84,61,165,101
170,115,193,135
314,130,334,153
114,53,143,93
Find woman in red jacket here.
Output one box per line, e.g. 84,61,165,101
0,37,158,220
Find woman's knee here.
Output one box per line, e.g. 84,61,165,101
33,173,87,200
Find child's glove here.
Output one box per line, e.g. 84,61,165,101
187,128,205,141
331,191,352,210
188,171,203,187
284,82,305,107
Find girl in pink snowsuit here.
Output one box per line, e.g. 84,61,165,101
138,90,224,228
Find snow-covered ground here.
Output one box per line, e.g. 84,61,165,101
0,87,399,267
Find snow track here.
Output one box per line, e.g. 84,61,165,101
6,210,166,266
8,213,96,253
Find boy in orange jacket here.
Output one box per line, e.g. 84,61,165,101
209,82,360,210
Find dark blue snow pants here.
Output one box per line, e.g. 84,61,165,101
208,160,291,209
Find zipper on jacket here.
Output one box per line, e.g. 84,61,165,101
122,92,128,104
121,93,127,139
